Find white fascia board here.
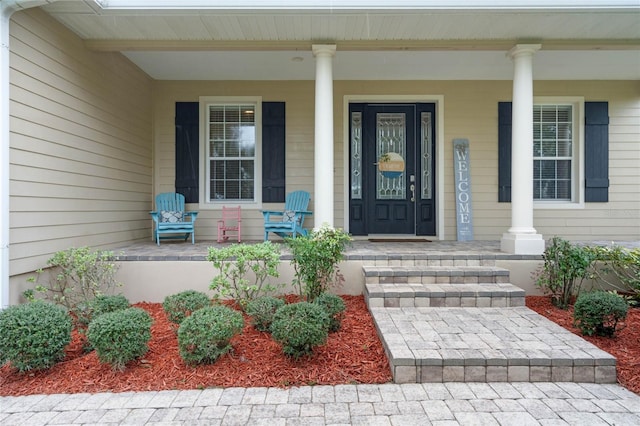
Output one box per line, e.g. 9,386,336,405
94,1,640,11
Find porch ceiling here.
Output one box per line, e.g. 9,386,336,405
38,1,640,80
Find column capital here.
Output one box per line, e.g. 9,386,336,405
312,44,336,57
507,44,542,60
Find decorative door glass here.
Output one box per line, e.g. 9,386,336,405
421,112,433,200
376,113,406,200
350,112,362,199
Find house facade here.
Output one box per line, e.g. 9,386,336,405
1,1,639,307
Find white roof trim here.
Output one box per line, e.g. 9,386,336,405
95,1,640,11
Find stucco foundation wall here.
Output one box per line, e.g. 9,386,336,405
154,79,639,243
9,9,153,276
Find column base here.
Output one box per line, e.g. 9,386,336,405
500,232,545,255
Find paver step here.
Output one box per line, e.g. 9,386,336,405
369,306,617,384
365,282,525,308
363,265,510,285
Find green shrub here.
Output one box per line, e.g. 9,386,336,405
77,294,130,329
313,293,346,332
163,290,211,325
208,242,283,309
245,296,285,332
177,305,244,365
0,301,72,372
87,307,152,371
573,291,628,337
270,302,330,359
25,247,122,326
286,225,351,301
587,245,640,305
534,237,595,309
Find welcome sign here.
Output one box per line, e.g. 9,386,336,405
453,139,474,241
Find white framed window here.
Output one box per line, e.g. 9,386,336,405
199,97,262,209
533,97,584,209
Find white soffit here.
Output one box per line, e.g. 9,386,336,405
92,1,640,11
122,50,640,80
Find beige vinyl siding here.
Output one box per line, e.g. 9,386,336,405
9,9,153,275
153,80,317,240
153,78,638,242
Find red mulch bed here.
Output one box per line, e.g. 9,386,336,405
0,296,392,396
527,295,640,395
1,295,638,396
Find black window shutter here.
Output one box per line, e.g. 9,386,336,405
498,102,512,202
175,102,199,203
262,102,286,203
584,102,609,202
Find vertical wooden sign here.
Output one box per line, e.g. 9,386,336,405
453,139,473,241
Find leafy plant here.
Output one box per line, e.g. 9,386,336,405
25,247,122,325
0,301,72,372
313,293,346,332
286,225,351,301
77,294,130,329
87,307,153,371
534,237,595,309
245,296,285,332
573,291,628,337
586,245,640,305
208,242,282,309
163,290,211,325
177,305,244,365
270,302,330,359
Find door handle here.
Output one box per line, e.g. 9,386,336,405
410,184,415,202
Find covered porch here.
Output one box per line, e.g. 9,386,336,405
1,2,639,311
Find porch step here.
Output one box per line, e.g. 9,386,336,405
363,265,522,307
370,306,617,384
363,265,511,285
365,282,526,308
362,265,617,384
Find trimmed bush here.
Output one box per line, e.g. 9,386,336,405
87,307,153,371
573,291,628,337
245,296,285,332
178,305,244,365
0,301,72,372
163,290,211,325
77,294,130,329
313,293,346,332
270,302,330,359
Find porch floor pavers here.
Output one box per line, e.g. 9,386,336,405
370,306,617,384
113,239,640,262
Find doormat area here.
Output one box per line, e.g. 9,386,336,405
368,238,432,243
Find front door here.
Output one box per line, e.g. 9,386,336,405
349,103,436,236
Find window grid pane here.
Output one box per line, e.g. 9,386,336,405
208,104,256,201
533,105,573,201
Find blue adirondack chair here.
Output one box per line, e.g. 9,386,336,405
262,190,312,240
150,192,198,245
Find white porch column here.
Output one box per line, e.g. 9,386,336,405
312,44,336,229
501,44,545,255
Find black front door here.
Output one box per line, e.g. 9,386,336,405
349,103,436,236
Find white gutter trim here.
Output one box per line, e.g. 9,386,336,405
94,1,640,11
1,0,55,309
